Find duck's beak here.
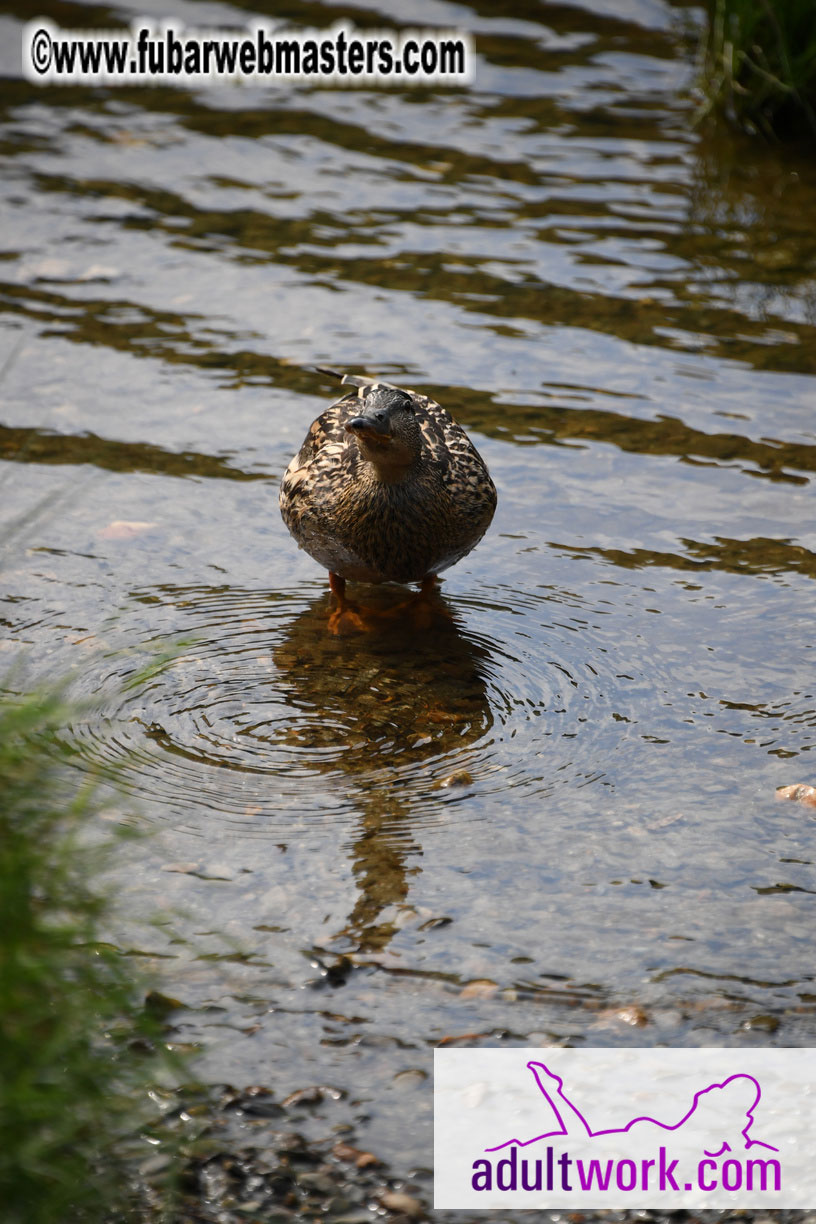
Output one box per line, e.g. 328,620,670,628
346,414,392,444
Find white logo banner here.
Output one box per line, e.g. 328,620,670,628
435,1048,816,1209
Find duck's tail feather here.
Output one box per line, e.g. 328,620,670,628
313,365,396,393
313,364,345,382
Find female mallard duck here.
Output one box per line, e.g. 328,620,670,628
279,370,496,625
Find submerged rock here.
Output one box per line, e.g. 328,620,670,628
776,783,816,808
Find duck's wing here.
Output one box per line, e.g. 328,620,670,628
289,396,353,469
411,392,496,494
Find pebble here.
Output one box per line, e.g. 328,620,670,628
595,1004,649,1027
379,1189,425,1218
776,783,816,807
436,768,473,788
459,978,498,999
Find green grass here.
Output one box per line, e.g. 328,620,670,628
0,679,179,1224
700,0,816,140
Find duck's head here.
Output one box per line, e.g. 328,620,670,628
345,387,421,478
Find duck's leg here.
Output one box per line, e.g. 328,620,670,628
327,572,367,634
329,572,347,604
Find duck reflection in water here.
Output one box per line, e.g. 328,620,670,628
273,586,493,952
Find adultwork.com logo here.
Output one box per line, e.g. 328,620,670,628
473,1060,780,1196
434,1049,812,1210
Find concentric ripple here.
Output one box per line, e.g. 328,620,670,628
65,580,632,839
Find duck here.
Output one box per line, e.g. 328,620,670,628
279,369,497,628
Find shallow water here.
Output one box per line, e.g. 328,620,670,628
2,0,816,1178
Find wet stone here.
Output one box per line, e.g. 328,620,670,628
379,1189,425,1218
392,1069,427,1091
742,1013,780,1032
296,1170,336,1195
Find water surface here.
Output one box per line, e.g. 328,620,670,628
2,0,816,1177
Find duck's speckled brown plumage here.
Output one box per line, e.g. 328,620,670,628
279,373,497,585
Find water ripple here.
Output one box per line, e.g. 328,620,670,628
63,580,633,837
